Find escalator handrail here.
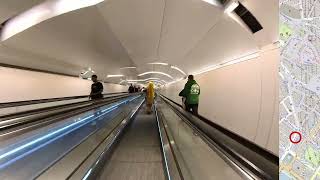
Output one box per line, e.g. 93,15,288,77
0,93,129,120
0,95,135,137
159,94,278,164
159,94,279,180
0,92,128,108
154,104,184,180
69,97,145,180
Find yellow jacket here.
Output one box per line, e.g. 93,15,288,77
146,82,155,103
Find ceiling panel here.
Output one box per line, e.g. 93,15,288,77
158,0,223,60
97,0,165,65
2,6,134,78
0,0,278,85
181,15,259,73
0,0,43,23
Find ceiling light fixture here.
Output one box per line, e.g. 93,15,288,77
124,78,167,84
224,1,239,14
138,71,173,79
126,79,144,82
166,78,184,86
1,0,105,41
170,66,186,75
201,0,220,6
120,66,137,69
144,77,160,81
148,62,169,66
146,80,166,85
107,75,124,78
192,51,260,76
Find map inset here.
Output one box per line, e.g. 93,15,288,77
280,0,320,179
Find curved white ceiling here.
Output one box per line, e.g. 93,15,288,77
0,0,43,23
0,0,278,84
1,0,105,41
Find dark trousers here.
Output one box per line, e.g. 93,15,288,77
185,104,198,116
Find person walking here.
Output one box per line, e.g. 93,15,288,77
179,75,200,115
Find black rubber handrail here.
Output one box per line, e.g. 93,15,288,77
160,94,278,163
0,94,135,139
0,94,128,120
155,105,185,180
160,94,279,179
0,92,127,108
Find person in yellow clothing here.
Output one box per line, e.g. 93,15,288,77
146,82,155,113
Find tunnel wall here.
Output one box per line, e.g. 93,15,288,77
0,66,127,103
160,47,279,155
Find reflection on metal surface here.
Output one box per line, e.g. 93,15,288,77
82,168,92,180
160,94,277,179
155,104,183,180
72,98,145,180
35,96,143,180
0,96,140,170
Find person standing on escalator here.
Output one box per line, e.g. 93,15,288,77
146,82,155,114
128,84,134,93
89,75,104,100
179,75,200,115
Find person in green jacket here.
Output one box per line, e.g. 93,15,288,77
179,75,200,115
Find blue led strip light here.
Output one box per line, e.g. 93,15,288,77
0,95,141,169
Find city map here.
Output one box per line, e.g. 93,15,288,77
280,0,320,179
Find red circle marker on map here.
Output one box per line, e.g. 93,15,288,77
289,131,302,144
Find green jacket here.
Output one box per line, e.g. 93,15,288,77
179,80,200,105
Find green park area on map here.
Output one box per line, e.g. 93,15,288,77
280,23,293,40
305,146,320,167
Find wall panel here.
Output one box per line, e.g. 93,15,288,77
0,67,127,103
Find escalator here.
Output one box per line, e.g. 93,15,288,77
98,103,165,180
0,94,143,180
0,94,278,180
94,98,244,180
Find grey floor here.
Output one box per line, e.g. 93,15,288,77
98,104,165,180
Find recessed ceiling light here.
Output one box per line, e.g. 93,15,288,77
120,66,137,69
138,71,173,79
148,62,169,66
1,0,105,41
224,1,239,14
107,75,124,78
170,65,186,75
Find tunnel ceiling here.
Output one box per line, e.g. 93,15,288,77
0,0,278,85
0,0,43,23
